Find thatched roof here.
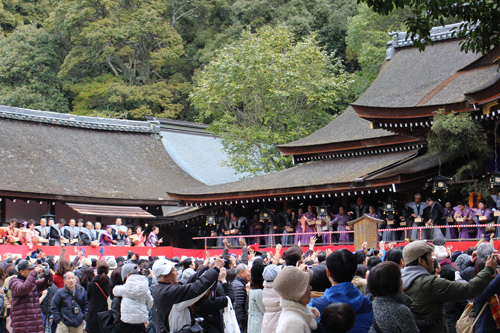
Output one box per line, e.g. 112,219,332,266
0,106,203,203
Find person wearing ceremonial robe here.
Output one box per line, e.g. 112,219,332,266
454,200,475,239
63,219,80,245
79,221,96,246
490,195,500,237
349,196,369,219
99,225,116,246
76,219,84,233
19,221,38,250
277,207,296,245
364,206,382,240
443,201,457,239
35,218,50,245
50,219,67,246
425,196,444,240
379,208,397,242
294,207,316,245
111,218,127,246
216,208,234,247
474,198,494,240
230,214,248,246
146,226,162,247
331,206,351,243
406,193,429,240
248,214,264,245
92,222,103,241
5,218,20,245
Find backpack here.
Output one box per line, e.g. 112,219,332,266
456,301,489,333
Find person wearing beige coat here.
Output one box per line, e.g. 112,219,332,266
261,280,281,333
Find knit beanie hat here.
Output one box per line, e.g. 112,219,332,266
251,263,264,284
274,266,313,302
263,265,281,282
455,253,471,271
121,263,138,281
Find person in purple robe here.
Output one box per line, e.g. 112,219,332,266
294,207,316,245
474,198,493,240
454,200,475,239
99,225,116,246
365,206,382,240
443,201,457,239
331,206,351,243
145,226,162,247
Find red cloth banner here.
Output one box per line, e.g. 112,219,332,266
0,240,491,260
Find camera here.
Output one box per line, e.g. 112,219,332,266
73,306,80,314
41,263,51,276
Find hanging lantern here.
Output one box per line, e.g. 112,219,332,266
259,207,273,222
489,170,500,188
316,203,329,217
431,174,450,193
382,199,395,214
205,213,216,226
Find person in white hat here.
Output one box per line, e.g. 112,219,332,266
152,257,225,333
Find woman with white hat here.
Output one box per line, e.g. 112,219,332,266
274,266,319,333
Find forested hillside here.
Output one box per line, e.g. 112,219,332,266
0,0,408,173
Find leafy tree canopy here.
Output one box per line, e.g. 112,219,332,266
191,25,350,175
0,25,69,112
359,0,499,54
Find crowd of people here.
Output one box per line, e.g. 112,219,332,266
0,234,498,333
205,195,500,246
0,218,162,249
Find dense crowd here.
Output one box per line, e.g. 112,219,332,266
207,195,499,246
0,218,162,249
0,234,499,333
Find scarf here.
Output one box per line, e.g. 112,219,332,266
489,294,500,328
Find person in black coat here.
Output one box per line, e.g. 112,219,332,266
193,268,235,333
231,264,250,333
426,196,445,239
40,283,57,331
86,263,110,333
51,272,89,331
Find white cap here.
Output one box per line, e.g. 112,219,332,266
152,259,175,277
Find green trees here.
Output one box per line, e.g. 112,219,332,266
191,26,350,175
359,0,499,54
0,25,69,112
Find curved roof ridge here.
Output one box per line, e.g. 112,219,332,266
0,105,159,134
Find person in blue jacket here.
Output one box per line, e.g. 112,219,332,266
309,249,373,333
51,271,89,332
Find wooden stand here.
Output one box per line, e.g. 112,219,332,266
347,215,384,250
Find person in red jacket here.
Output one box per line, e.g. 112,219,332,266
9,260,53,333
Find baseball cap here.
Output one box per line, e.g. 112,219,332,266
152,259,175,277
17,260,35,271
403,240,435,264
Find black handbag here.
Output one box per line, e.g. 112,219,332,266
97,310,117,333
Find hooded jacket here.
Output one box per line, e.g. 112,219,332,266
276,299,318,333
113,274,154,324
9,270,53,333
401,264,494,333
261,281,282,333
308,282,372,333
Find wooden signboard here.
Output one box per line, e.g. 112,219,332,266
347,215,384,251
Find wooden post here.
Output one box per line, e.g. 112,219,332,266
347,215,383,250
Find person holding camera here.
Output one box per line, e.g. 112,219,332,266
51,271,89,333
9,259,53,333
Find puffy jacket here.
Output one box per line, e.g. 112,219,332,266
232,276,248,331
153,267,220,333
112,296,147,333
9,270,53,333
51,285,89,328
276,299,317,333
308,282,372,333
261,281,281,333
401,265,494,333
113,274,154,324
